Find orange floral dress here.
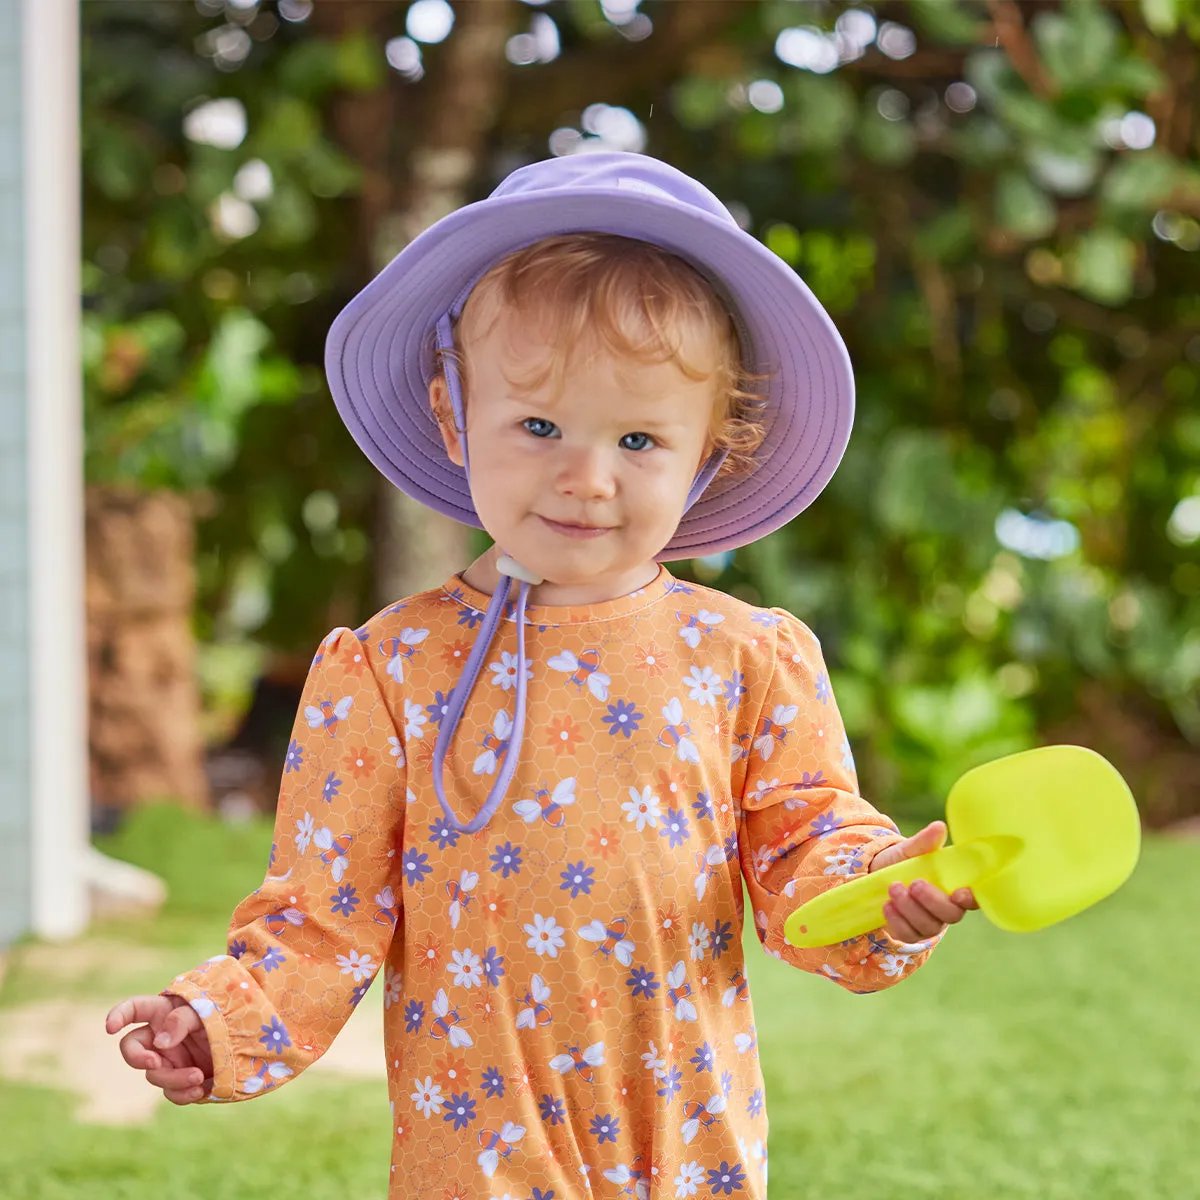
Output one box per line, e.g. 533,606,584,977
165,567,938,1199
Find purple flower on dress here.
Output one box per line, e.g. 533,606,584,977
457,606,484,629
559,861,595,899
255,946,285,973
350,981,370,1007
404,998,424,1033
489,841,523,878
539,1094,566,1125
228,938,247,959
530,1190,556,1200
691,1041,714,1072
627,966,659,1000
482,946,505,985
322,771,341,803
692,792,714,821
481,1066,505,1098
428,819,461,850
589,1112,620,1144
426,690,452,726
403,847,432,884
723,670,747,712
747,1088,764,1117
442,1091,476,1130
284,739,303,774
815,672,831,704
259,1016,291,1053
707,1161,746,1195
603,699,643,738
720,1069,734,1097
808,813,844,838
793,771,827,791
656,1066,682,1100
661,808,690,848
330,886,359,917
710,919,733,960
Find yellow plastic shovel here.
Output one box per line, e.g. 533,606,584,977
783,745,1141,949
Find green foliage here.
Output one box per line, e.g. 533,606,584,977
81,1,1200,818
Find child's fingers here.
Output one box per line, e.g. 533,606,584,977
908,880,968,925
105,995,172,1035
118,1025,162,1071
145,1064,207,1093
881,901,921,943
153,1002,202,1051
885,884,940,940
162,1082,208,1106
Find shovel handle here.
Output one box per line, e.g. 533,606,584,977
782,837,1019,949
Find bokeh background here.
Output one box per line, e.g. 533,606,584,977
2,2,1199,1197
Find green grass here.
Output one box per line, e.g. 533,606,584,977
1,805,1195,1198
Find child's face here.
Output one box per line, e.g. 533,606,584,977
432,309,716,594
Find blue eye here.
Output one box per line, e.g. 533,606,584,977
523,418,559,438
620,432,654,451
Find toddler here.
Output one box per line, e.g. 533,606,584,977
108,153,975,1200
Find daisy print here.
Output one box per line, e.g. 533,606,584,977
448,948,484,989
412,1076,444,1118
622,785,661,831
404,699,427,740
488,650,533,691
383,964,403,1010
524,912,566,958
388,735,405,767
684,664,723,707
337,949,375,984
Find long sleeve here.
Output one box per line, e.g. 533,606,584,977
737,610,940,994
164,625,407,1101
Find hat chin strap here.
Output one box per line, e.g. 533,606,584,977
428,312,725,833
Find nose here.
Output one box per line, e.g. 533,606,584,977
555,444,616,502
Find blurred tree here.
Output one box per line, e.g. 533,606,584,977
82,0,1200,823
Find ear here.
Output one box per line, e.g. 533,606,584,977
429,375,465,467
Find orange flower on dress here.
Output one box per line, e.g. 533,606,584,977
654,767,688,806
443,1182,469,1200
436,1054,470,1090
545,714,582,754
508,1063,534,1097
342,746,377,778
472,994,499,1025
645,1153,668,1191
586,824,620,860
694,964,718,996
655,901,682,942
634,643,667,676
576,983,607,1018
342,642,372,674
415,935,441,973
393,1116,413,1144
617,1073,640,1105
478,890,511,925
442,639,472,668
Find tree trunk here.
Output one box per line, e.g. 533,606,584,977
85,486,208,826
317,0,516,607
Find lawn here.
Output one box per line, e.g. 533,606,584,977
1,804,1194,1199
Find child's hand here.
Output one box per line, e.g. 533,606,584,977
868,821,979,942
105,994,213,1105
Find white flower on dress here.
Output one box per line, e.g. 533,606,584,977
448,948,483,989
823,846,863,876
621,785,661,831
524,912,566,958
336,949,375,983
751,845,775,877
383,965,403,1010
674,1160,704,1197
294,811,314,854
641,1040,666,1076
404,699,427,740
684,664,722,707
688,921,711,961
488,650,533,692
388,735,405,767
411,1075,443,1117
881,952,911,978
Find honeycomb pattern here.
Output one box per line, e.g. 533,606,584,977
166,566,934,1200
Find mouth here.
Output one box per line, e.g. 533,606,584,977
538,516,615,540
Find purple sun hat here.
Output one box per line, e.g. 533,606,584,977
324,150,854,560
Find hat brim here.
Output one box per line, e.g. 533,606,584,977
325,186,853,560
